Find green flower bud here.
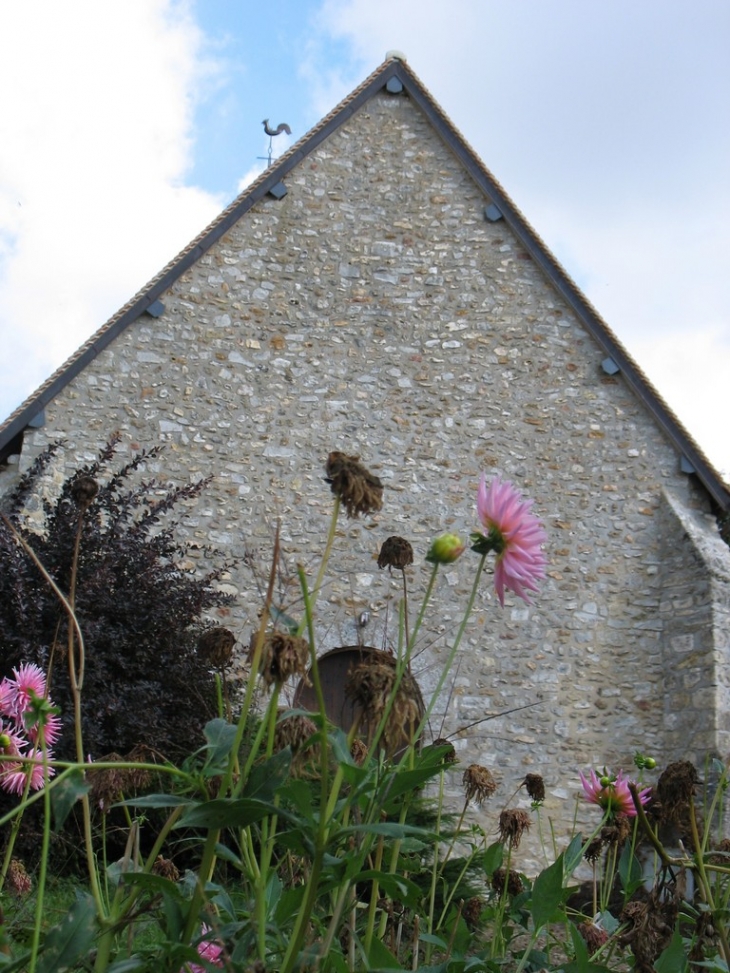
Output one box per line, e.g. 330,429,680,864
426,533,466,565
0,733,11,749
644,756,657,770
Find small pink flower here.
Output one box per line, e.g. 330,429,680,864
580,768,651,818
181,926,224,972
476,475,547,606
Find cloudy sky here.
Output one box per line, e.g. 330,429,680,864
1,1,728,474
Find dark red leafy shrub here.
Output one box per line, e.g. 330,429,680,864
0,436,233,762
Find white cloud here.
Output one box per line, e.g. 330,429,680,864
0,1,223,418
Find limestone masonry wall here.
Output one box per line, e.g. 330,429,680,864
4,88,729,852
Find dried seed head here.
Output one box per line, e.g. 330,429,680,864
498,808,531,849
578,921,609,955
463,896,484,928
88,753,126,812
274,714,319,776
463,764,498,805
601,812,632,847
351,739,369,765
584,836,605,864
523,773,545,803
251,631,310,687
377,536,414,570
433,738,457,764
7,859,32,897
325,451,383,518
344,654,423,754
197,627,236,669
491,867,523,896
655,760,699,824
71,475,99,508
152,856,180,881
620,892,678,970
709,837,730,865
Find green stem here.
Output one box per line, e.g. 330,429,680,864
416,554,487,739
298,495,340,633
28,734,52,973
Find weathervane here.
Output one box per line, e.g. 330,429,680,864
259,119,292,167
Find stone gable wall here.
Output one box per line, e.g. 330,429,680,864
4,88,729,853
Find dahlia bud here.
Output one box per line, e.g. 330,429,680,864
426,533,465,564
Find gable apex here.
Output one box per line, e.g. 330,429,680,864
0,56,727,509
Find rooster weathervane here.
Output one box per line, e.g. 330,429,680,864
260,118,292,167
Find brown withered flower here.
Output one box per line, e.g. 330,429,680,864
709,837,730,865
274,713,319,776
463,896,484,928
88,749,153,812
88,752,126,812
601,812,632,848
655,760,699,825
152,856,180,881
463,764,498,805
345,654,423,753
433,738,457,764
491,867,523,897
71,475,99,508
583,836,605,864
7,859,32,897
377,536,414,571
197,626,236,669
251,631,310,687
620,892,678,973
523,773,545,804
578,921,609,955
325,451,383,518
498,808,531,849
351,739,369,766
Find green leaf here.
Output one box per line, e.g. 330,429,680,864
654,927,688,973
569,921,590,966
176,796,281,829
338,821,432,841
618,841,643,893
530,854,566,927
202,718,238,767
564,833,586,876
36,893,97,973
118,793,194,809
244,749,291,801
367,934,402,971
357,869,422,906
51,769,90,830
483,840,504,876
106,959,148,972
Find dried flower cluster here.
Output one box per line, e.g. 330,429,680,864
523,773,545,803
197,627,236,669
463,764,498,805
88,748,153,812
655,759,699,825
325,451,383,518
251,631,310,687
345,655,423,753
491,867,524,896
274,713,320,775
6,858,32,897
377,535,414,571
0,663,60,795
498,808,531,849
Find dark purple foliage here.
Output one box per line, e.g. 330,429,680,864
0,436,232,761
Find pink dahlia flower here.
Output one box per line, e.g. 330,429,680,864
476,474,547,606
580,768,651,818
181,927,224,972
3,664,48,721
